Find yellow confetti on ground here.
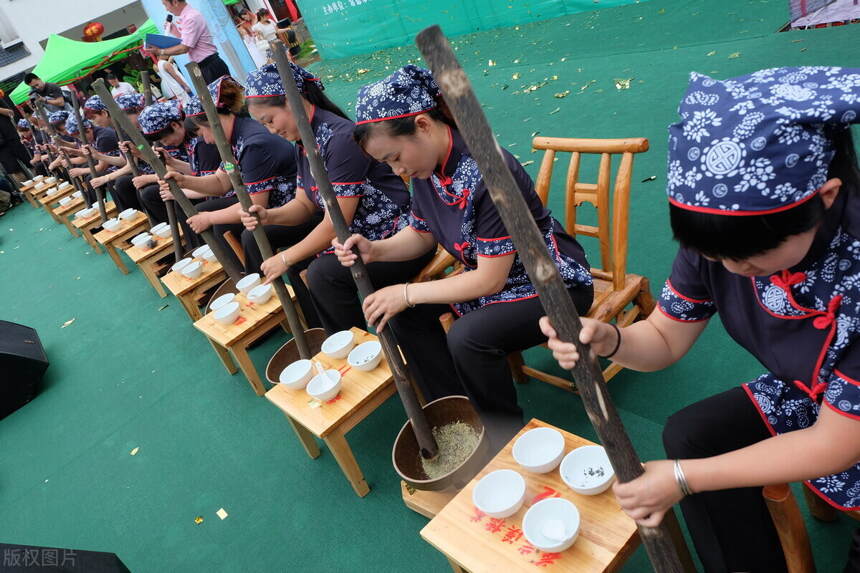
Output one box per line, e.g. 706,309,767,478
356,68,370,75
130,447,139,456
488,59,496,66
549,107,561,115
728,52,741,59
216,508,228,520
707,50,717,56
614,78,632,90
194,516,203,525
61,318,75,328
522,160,535,167
512,72,520,80
554,90,571,98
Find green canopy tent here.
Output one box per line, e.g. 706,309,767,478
10,19,158,104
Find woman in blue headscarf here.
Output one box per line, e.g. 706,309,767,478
542,66,860,572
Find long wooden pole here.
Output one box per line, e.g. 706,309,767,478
141,71,154,106
416,25,693,571
108,113,184,261
34,102,82,194
92,79,244,284
270,42,439,459
184,62,311,360
69,90,108,223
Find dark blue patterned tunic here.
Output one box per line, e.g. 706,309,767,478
659,190,860,509
409,128,592,316
296,106,410,250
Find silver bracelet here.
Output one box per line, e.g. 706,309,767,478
403,282,415,308
673,459,693,497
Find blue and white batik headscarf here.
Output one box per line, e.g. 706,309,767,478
668,66,860,215
245,63,323,99
138,100,184,135
355,64,440,125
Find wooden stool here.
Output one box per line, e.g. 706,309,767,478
420,419,640,573
38,183,75,208
93,213,150,274
124,235,181,298
72,201,118,254
30,181,61,204
52,196,85,238
161,260,226,321
18,181,38,208
193,285,301,395
265,327,396,497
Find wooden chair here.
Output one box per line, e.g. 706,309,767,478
765,483,860,573
509,136,655,388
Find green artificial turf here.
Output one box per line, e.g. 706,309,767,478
1,0,858,570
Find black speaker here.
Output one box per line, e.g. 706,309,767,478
0,320,49,419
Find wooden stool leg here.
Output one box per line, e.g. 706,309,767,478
207,337,238,375
105,244,129,274
139,261,167,298
60,215,80,237
763,484,815,573
802,484,839,522
446,557,467,573
507,351,528,384
323,431,370,497
284,415,320,459
230,344,266,396
177,293,202,321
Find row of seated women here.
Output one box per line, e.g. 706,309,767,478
29,62,860,572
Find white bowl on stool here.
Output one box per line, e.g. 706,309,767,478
236,273,261,294
203,249,217,262
247,283,273,305
522,498,581,552
72,190,82,200
171,257,193,274
59,196,72,206
560,445,616,495
279,359,313,390
321,330,356,359
118,208,138,221
513,427,565,474
213,301,240,325
102,218,122,232
181,260,203,279
151,223,170,238
347,341,383,371
472,469,526,518
192,245,212,259
306,369,342,402
210,293,235,312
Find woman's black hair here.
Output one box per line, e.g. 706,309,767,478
144,120,183,144
246,81,350,121
670,128,860,260
352,105,455,150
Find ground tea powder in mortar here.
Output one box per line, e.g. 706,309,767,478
420,421,480,479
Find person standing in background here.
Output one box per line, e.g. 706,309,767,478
157,54,193,102
106,73,137,98
158,0,230,84
25,74,71,113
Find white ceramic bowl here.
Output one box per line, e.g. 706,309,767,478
46,186,59,196
59,181,72,190
72,190,83,199
181,261,203,279
210,293,236,312
102,218,122,232
522,498,581,552
247,283,273,305
131,232,153,247
279,359,313,390
347,341,383,371
118,208,138,220
192,245,212,259
35,183,45,190
59,196,72,206
236,273,261,294
34,175,44,181
23,179,32,186
306,369,342,402
513,427,566,474
213,301,240,325
45,177,57,185
171,257,193,274
203,249,217,262
560,445,615,495
472,469,526,519
321,330,356,359
153,226,172,239
74,207,93,219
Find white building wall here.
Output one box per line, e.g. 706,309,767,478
0,0,146,79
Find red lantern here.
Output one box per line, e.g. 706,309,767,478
82,22,105,42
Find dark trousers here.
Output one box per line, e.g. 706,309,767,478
81,172,109,207
111,174,143,212
664,387,787,572
198,53,230,84
447,286,592,450
139,183,208,254
305,249,463,403
241,217,323,275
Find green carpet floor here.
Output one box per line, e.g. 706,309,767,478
2,0,858,570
